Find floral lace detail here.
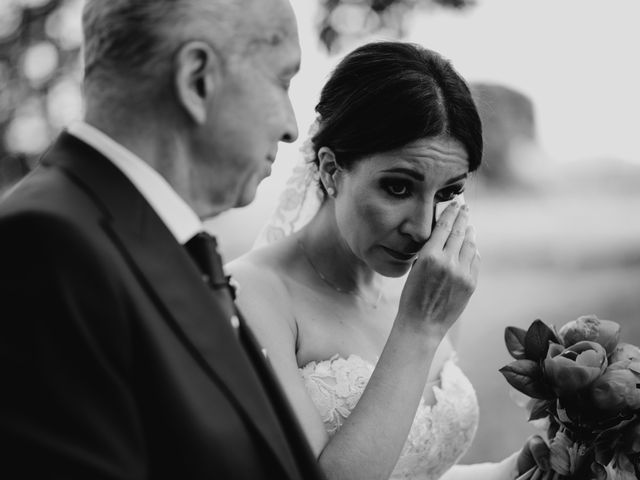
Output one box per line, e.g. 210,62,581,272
253,149,323,249
299,354,479,480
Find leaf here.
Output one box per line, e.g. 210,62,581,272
525,319,560,361
505,326,528,359
528,398,551,421
551,324,564,346
499,359,554,399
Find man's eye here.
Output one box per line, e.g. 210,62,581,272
280,78,292,90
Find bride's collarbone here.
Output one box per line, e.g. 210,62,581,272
290,295,407,373
291,284,455,395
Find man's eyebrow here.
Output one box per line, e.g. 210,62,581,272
246,29,287,53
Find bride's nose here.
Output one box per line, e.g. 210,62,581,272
398,201,433,245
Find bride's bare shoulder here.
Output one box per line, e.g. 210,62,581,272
226,238,299,338
226,236,298,281
226,237,300,309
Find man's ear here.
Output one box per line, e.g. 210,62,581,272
317,146,341,195
174,41,220,124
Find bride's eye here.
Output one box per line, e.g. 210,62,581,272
381,179,411,198
436,185,464,203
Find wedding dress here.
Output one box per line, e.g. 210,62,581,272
299,353,479,480
255,160,517,480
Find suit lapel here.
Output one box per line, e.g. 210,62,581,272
43,133,300,479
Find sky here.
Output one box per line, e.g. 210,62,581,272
288,0,640,166
211,0,640,247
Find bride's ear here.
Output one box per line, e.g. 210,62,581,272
317,147,341,197
174,41,220,124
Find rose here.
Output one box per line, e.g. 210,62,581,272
591,452,638,480
558,315,621,354
590,363,640,413
544,341,608,397
609,343,640,365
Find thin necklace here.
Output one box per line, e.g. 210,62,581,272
296,237,383,309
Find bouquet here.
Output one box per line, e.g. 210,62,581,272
500,315,640,479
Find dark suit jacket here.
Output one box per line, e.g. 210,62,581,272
0,133,323,480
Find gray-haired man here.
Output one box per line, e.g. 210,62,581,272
0,1,323,479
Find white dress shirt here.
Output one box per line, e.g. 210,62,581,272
67,121,202,245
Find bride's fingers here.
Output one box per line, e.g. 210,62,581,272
470,250,480,281
459,225,478,267
443,205,469,256
427,202,460,249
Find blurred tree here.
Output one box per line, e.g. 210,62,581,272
470,83,540,189
318,0,475,53
0,0,83,194
0,0,474,194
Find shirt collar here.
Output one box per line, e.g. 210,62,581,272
66,121,202,245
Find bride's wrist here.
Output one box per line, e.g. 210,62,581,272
392,318,444,354
395,314,447,341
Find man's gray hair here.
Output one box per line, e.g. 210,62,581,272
82,0,243,95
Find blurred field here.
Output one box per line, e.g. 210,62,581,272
209,162,640,464
457,180,640,463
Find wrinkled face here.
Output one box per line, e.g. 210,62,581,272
333,136,469,277
191,0,301,216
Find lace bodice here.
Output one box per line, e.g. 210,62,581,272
299,354,479,480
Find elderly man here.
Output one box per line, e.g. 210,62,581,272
0,1,323,479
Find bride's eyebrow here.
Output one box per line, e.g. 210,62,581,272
378,170,468,185
443,173,468,185
380,167,424,181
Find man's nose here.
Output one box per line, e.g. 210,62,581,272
280,98,299,143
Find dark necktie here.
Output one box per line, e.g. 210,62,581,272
184,232,235,296
184,233,321,479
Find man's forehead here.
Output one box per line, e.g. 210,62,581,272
240,0,298,47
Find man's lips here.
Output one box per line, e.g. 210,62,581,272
381,246,419,262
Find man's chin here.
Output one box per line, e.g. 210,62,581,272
234,173,268,208
234,187,259,209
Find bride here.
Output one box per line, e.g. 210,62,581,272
227,42,546,480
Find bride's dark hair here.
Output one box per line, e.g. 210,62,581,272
311,42,482,175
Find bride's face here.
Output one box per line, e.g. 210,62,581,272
333,136,469,277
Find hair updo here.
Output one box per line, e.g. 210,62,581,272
310,42,482,176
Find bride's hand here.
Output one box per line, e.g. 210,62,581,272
397,202,479,338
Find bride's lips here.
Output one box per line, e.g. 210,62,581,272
381,246,419,262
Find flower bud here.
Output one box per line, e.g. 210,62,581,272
590,366,640,412
558,315,620,354
544,341,607,397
